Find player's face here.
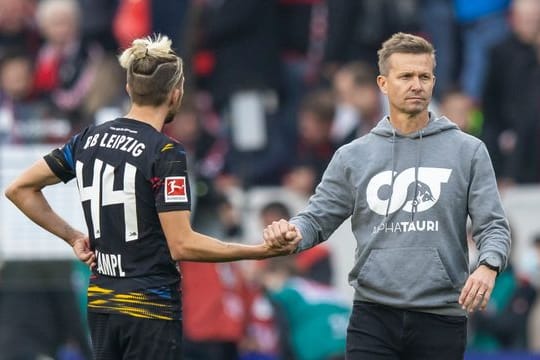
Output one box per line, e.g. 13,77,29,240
377,53,435,117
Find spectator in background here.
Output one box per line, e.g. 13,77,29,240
112,0,150,50
259,256,349,360
469,264,537,351
33,0,104,127
0,261,91,359
241,202,286,360
277,0,328,147
482,0,540,184
240,271,281,360
181,261,250,360
197,0,280,114
164,97,227,232
260,201,333,285
418,0,459,100
0,48,70,144
439,88,481,136
79,0,119,52
469,230,537,351
113,0,189,53
240,200,336,360
0,0,40,56
454,0,510,100
282,90,336,197
324,0,420,77
195,0,287,191
331,61,384,146
532,235,540,289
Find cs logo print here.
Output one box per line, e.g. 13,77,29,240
366,167,452,215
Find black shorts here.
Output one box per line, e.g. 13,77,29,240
346,301,467,360
88,312,183,360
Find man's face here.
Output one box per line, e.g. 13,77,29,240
377,53,435,117
41,7,79,47
0,57,33,100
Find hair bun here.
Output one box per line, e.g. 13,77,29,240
118,34,173,70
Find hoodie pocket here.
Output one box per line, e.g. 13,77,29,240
357,247,455,304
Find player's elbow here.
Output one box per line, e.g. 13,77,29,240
169,243,192,261
4,182,21,204
168,235,196,261
169,245,183,261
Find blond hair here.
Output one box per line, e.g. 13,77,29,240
377,32,436,75
118,34,184,106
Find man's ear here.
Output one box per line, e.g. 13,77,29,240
171,88,182,105
377,75,387,95
125,84,131,96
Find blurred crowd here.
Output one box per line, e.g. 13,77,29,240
2,0,540,359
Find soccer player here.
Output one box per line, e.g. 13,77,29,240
264,32,511,359
5,35,299,359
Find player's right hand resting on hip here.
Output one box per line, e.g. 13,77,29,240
72,235,96,269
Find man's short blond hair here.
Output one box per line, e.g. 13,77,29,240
377,32,436,75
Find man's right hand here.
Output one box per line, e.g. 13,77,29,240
263,219,302,255
72,236,96,269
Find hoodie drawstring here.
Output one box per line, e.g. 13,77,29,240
384,128,397,220
411,130,423,221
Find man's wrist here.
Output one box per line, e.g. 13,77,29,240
67,231,85,248
479,259,500,274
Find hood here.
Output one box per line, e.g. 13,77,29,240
370,112,459,221
370,113,459,138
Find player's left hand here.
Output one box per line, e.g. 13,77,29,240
72,235,96,269
458,265,497,313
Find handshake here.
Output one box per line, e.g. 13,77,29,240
263,219,303,256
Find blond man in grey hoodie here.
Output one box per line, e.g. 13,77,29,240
264,33,510,360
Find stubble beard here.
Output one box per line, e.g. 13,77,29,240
164,97,182,124
164,112,175,124
403,98,429,116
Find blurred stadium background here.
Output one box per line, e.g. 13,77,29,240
1,0,540,359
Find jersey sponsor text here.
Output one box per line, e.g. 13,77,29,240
372,220,439,234
83,132,146,157
95,249,126,277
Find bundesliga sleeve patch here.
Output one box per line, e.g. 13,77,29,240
164,176,188,203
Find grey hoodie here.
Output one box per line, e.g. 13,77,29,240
290,114,511,316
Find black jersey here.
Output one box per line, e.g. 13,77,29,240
44,118,191,320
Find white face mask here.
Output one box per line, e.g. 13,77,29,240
520,250,540,288
520,250,540,273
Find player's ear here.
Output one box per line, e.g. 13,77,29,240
377,75,388,95
170,88,181,105
125,84,131,96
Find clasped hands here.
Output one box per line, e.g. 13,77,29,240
263,219,302,256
